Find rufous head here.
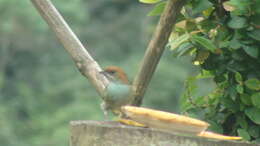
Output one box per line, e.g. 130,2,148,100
101,66,129,84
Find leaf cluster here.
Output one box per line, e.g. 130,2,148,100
141,0,260,142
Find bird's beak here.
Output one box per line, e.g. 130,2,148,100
100,70,113,81
100,71,109,77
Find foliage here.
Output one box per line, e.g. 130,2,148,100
142,0,260,142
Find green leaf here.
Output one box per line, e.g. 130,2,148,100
248,126,260,138
252,0,260,14
242,45,259,58
221,96,239,112
247,29,260,41
240,94,252,106
232,51,244,61
245,108,260,124
240,103,245,111
175,42,194,57
245,78,260,90
148,2,166,16
194,96,206,106
236,85,244,94
228,16,247,29
169,33,190,51
192,0,213,15
139,0,161,4
229,38,242,49
237,115,248,129
227,85,237,101
251,92,260,108
228,0,251,15
196,70,213,79
251,14,260,27
191,35,217,52
186,21,197,32
235,72,243,84
208,120,223,134
237,128,251,141
193,50,210,65
241,39,254,45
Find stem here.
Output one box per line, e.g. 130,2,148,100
131,0,186,106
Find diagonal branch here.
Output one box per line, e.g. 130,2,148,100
31,0,109,97
131,0,186,106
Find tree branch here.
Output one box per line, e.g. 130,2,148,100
131,0,186,106
31,0,109,97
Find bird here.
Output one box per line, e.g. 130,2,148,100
100,66,132,117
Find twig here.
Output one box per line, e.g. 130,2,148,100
31,0,109,97
131,0,186,106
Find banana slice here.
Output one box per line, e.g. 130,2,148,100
121,106,209,134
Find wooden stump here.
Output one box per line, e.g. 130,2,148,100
70,120,259,146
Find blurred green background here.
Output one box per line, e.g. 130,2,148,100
0,0,210,145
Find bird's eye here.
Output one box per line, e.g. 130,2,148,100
109,71,115,74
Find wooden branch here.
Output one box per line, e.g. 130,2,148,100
131,0,186,106
31,0,109,97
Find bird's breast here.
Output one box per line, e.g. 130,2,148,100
105,82,131,102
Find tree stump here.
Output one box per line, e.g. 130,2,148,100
70,120,259,146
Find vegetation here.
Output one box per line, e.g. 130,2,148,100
142,0,260,142
4,0,258,145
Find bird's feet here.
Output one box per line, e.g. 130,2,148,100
117,118,147,127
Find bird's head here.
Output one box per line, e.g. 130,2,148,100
101,66,129,84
